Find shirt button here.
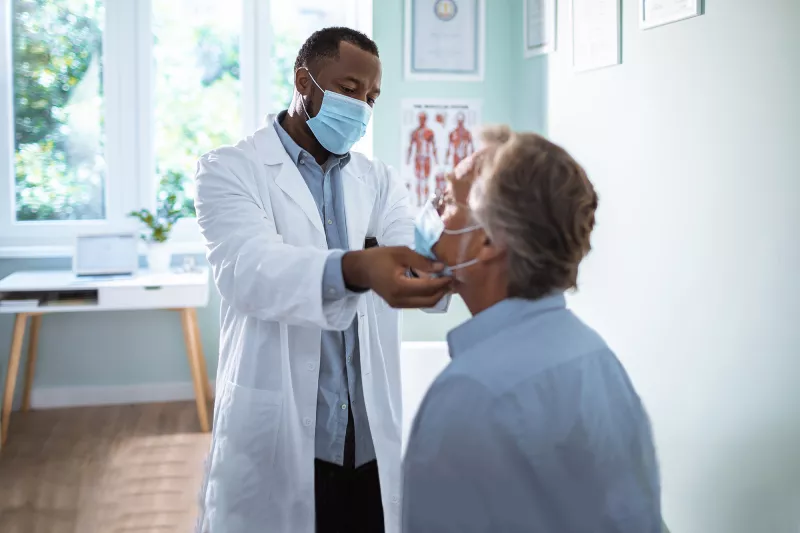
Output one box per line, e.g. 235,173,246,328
341,403,347,410
328,288,336,295
392,496,400,504
346,356,352,364
299,160,305,165
327,219,333,225
303,417,312,427
307,362,315,371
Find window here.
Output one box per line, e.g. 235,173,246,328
0,0,372,253
13,0,106,222
152,0,243,219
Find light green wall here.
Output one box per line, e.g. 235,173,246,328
0,0,546,393
508,4,548,134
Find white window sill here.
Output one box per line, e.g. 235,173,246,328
0,241,207,259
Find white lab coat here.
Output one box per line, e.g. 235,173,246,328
194,118,414,533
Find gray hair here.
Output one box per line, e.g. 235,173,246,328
469,127,598,299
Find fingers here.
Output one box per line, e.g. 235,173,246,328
453,154,477,181
378,274,452,309
365,247,454,309
383,279,452,309
394,275,452,298
391,291,452,310
409,267,434,280
394,246,444,274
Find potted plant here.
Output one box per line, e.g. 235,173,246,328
128,186,184,273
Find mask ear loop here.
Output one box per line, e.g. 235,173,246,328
447,257,480,272
296,66,324,119
442,202,482,235
445,215,483,271
443,224,481,236
447,224,482,271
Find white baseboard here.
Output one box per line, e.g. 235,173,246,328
25,342,450,411
30,380,218,410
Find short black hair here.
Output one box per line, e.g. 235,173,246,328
294,27,379,72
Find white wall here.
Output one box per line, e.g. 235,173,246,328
548,1,800,532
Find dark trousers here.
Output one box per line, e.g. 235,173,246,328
315,459,385,533
315,398,384,533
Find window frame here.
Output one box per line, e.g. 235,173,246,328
0,0,374,258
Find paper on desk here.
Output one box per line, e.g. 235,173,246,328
0,299,40,310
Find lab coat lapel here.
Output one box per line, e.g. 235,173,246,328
254,119,325,236
342,158,376,252
274,164,325,235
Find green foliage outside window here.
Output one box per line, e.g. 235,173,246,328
13,0,105,221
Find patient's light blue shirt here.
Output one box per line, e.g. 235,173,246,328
402,294,662,533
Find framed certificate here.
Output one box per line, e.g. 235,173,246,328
572,0,621,73
524,0,557,58
404,0,485,82
640,0,703,30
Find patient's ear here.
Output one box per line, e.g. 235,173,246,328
477,234,505,264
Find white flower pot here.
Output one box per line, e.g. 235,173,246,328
147,242,172,273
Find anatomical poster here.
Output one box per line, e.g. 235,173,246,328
399,98,483,211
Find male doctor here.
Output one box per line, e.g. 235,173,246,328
193,27,450,533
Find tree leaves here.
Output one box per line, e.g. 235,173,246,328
13,0,105,221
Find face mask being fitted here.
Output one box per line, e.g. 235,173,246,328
298,68,372,155
414,199,481,276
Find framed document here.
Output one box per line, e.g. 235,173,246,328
404,0,485,81
571,0,621,73
640,0,703,30
524,0,556,58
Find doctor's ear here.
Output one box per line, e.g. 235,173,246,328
294,68,312,96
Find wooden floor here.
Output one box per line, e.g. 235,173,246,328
0,402,210,533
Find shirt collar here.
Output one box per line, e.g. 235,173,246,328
446,292,567,359
273,110,350,169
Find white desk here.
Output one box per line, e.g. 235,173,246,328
0,269,212,446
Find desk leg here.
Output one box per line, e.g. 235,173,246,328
22,314,42,412
2,313,28,446
180,308,210,433
188,308,213,401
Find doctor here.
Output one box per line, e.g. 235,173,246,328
194,27,450,533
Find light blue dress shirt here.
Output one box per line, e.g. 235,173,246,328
402,293,662,532
274,113,375,468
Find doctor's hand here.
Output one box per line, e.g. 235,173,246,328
342,247,452,309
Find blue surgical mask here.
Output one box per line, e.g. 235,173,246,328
413,199,481,275
299,68,371,155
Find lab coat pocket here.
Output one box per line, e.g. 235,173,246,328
209,381,283,523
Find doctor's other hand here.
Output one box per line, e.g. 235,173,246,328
342,247,452,309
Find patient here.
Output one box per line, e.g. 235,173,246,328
402,127,662,532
